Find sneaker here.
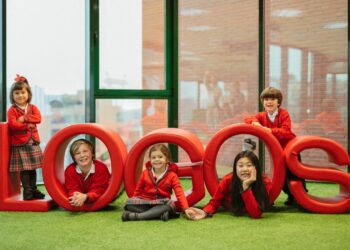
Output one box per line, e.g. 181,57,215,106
160,211,169,221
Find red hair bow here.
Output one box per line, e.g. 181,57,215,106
15,74,27,82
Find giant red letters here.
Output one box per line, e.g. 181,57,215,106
203,124,285,204
124,128,205,208
0,123,54,211
42,123,127,211
0,122,349,213
285,136,350,213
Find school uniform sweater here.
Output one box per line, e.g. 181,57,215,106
7,104,41,145
244,108,296,148
203,173,272,219
133,162,189,211
64,160,111,203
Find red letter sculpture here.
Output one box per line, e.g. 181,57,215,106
0,123,54,211
42,123,127,211
285,136,350,213
203,124,285,204
124,128,205,207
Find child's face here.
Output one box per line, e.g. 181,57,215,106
263,98,279,114
150,150,168,172
73,143,93,169
236,157,255,181
13,88,29,106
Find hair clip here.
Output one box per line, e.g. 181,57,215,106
15,74,27,82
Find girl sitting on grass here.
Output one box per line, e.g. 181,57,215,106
195,150,271,219
122,143,197,221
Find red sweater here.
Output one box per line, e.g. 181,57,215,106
64,160,111,203
7,104,41,145
203,173,272,219
244,108,296,148
133,162,189,211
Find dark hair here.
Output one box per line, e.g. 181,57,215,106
9,80,32,104
260,87,283,107
231,151,270,216
148,143,171,163
69,139,95,165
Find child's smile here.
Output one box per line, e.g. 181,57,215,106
150,150,168,173
263,98,279,114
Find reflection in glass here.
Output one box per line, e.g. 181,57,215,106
266,0,348,171
96,99,168,152
178,0,259,177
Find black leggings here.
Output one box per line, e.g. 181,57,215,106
124,204,172,220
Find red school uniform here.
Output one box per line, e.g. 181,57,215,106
64,160,111,203
132,162,189,211
7,104,41,145
244,108,296,148
203,173,272,219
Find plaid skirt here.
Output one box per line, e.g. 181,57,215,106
9,143,43,172
125,197,177,212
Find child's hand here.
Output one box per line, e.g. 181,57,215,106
28,123,35,128
242,167,257,191
252,122,263,127
262,126,272,133
185,207,207,221
17,116,24,123
68,192,88,207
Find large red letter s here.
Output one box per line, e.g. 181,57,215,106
285,136,350,213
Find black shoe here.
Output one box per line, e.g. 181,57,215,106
32,189,45,199
23,189,33,200
284,197,296,206
160,211,169,221
121,211,130,222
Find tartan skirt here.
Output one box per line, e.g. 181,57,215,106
9,143,43,172
125,197,177,212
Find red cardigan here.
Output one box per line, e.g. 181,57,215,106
64,160,111,203
7,104,41,145
244,108,296,148
203,173,272,219
133,162,189,211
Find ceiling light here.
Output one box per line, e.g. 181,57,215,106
180,8,208,16
187,26,215,31
323,22,347,29
273,9,301,17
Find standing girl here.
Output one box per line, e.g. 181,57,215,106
7,74,45,200
122,144,196,221
195,150,271,219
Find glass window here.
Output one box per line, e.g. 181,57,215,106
7,0,85,181
266,0,348,172
178,0,259,176
99,0,164,90
96,99,168,151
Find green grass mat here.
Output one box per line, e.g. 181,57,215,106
0,181,349,250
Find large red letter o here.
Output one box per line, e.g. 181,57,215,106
124,128,205,207
42,124,127,211
203,124,285,204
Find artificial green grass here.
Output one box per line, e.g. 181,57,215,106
0,181,349,250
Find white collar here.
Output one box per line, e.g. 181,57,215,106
152,166,168,182
267,109,278,122
75,162,95,181
15,103,28,112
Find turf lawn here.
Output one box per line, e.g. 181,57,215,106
0,180,349,250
